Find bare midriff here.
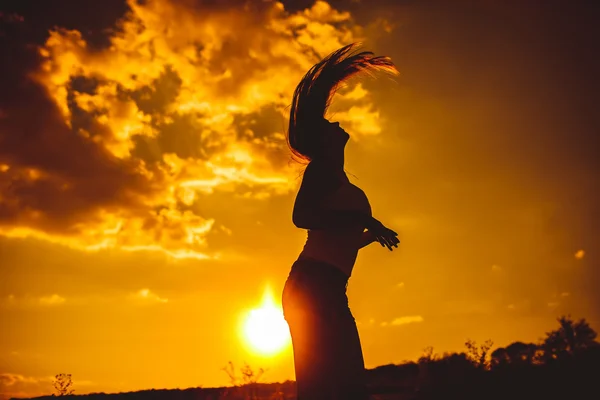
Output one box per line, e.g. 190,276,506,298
299,181,371,277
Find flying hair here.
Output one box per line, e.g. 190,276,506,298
287,43,399,163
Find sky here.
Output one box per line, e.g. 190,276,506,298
1,0,599,398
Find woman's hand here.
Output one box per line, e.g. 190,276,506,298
367,218,400,251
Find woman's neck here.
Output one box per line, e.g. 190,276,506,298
311,158,347,183
313,157,344,172
314,149,344,169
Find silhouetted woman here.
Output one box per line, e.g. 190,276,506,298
282,43,400,400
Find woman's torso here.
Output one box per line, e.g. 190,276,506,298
298,174,372,277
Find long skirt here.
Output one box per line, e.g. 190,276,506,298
282,257,368,400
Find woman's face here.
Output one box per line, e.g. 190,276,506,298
322,120,350,151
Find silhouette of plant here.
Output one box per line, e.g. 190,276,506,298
220,361,266,400
240,363,266,386
52,373,74,396
490,342,540,369
464,339,493,369
268,385,286,400
39,317,599,400
541,315,598,362
418,346,438,364
507,342,540,364
490,346,509,368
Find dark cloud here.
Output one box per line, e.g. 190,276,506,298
0,82,153,234
233,105,290,168
137,113,227,161
0,2,161,237
1,0,129,48
129,66,183,114
234,105,286,140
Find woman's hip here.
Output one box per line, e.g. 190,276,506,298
282,257,351,319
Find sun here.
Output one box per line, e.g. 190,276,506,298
242,286,291,356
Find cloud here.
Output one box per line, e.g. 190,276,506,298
131,288,168,304
543,291,571,310
3,291,174,308
2,294,66,308
390,315,424,326
0,0,390,258
505,299,532,313
379,315,424,327
0,373,45,387
39,294,66,306
0,373,53,400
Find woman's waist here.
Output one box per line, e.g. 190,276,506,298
302,231,360,268
289,256,350,287
298,246,357,277
305,228,363,246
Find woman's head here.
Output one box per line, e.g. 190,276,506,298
287,43,398,163
306,118,350,161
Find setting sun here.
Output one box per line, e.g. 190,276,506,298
241,286,291,356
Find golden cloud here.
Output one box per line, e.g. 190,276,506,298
39,294,66,306
2,294,66,308
131,288,169,304
379,315,424,327
390,315,424,326
0,373,54,400
0,373,49,387
0,0,392,258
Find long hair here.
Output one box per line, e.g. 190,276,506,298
287,43,398,163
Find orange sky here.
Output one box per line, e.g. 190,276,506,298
1,0,599,398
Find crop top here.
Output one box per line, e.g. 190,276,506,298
298,178,372,277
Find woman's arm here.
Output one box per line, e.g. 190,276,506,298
293,163,400,249
359,230,377,249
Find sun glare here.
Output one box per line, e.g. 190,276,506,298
242,286,291,356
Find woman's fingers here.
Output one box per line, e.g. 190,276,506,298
379,234,399,250
382,236,393,251
377,236,391,250
368,227,399,251
387,237,397,250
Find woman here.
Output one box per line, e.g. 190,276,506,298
282,43,400,400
